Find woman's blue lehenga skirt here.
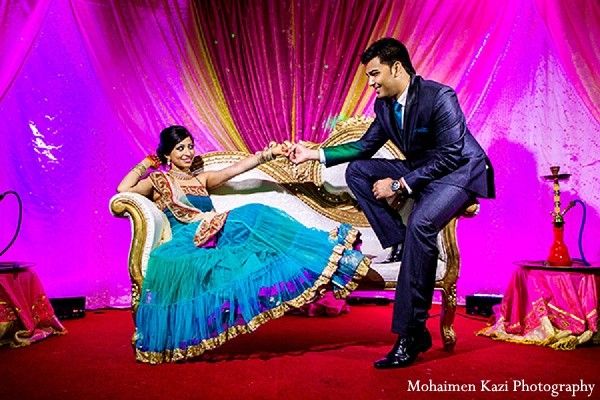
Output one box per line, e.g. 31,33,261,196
134,204,370,363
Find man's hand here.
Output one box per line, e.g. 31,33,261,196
372,177,402,200
288,142,319,164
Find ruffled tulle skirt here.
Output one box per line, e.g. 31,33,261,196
135,203,370,364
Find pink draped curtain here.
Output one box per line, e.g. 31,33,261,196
290,0,384,142
535,0,600,121
192,0,295,149
345,1,527,121
0,0,50,100
193,0,386,147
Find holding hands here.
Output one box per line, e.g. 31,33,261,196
254,140,319,164
283,140,404,204
267,141,291,158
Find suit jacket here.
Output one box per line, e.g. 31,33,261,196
323,75,495,198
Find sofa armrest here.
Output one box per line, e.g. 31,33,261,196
109,192,170,309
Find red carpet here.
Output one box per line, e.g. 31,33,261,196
1,304,598,400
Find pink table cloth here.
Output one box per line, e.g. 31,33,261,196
478,265,600,349
0,267,66,347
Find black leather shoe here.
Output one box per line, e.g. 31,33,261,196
373,328,432,369
380,244,403,264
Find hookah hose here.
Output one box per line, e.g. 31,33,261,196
568,199,590,266
0,191,22,257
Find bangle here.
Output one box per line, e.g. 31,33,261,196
145,155,162,169
255,148,274,164
132,163,147,177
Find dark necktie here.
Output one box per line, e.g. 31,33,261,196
393,101,403,131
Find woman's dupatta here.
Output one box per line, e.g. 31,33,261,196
149,171,228,247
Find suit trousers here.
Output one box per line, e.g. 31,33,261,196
345,158,472,335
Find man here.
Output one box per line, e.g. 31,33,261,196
289,38,495,368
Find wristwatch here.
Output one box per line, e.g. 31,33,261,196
390,179,401,192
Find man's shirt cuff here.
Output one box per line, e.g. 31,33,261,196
400,177,412,194
319,149,326,164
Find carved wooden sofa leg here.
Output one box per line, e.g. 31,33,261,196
110,192,170,341
436,201,479,351
440,283,458,351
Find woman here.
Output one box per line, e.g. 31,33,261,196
117,125,370,364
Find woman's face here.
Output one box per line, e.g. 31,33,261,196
169,136,195,169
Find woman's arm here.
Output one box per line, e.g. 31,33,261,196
116,157,159,197
204,143,288,190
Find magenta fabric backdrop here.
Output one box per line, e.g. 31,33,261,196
0,0,51,99
0,0,598,308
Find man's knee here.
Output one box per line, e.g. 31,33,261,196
345,160,370,183
408,213,438,238
346,160,365,177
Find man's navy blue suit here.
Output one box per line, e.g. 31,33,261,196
322,75,495,335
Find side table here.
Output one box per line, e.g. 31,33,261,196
478,260,600,350
0,264,66,347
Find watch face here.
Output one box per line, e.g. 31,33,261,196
391,180,400,192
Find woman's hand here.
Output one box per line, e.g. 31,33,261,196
117,155,159,195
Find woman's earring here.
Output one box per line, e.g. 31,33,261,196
167,158,171,166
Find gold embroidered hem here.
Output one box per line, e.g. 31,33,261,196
478,266,600,351
8,325,68,348
331,226,372,299
150,172,228,246
135,227,370,364
0,273,68,348
477,299,595,350
150,172,210,223
477,317,594,350
193,211,229,246
333,258,371,300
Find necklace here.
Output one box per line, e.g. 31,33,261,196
168,168,197,181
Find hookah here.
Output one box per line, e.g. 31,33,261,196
542,166,590,267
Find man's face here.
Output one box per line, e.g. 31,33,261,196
365,57,403,99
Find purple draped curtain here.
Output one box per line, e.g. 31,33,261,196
0,0,50,100
70,0,246,154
